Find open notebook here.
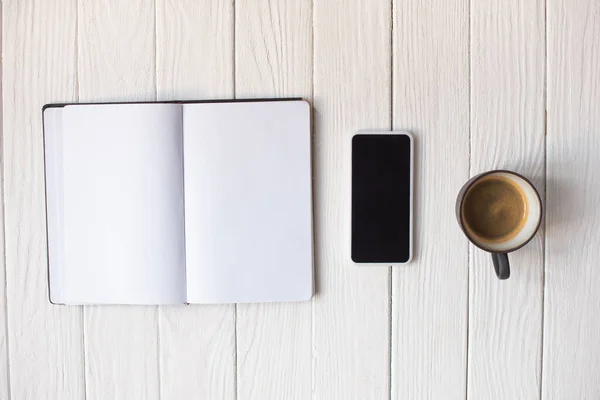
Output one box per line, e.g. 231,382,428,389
43,99,313,305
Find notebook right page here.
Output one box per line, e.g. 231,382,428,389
183,101,313,303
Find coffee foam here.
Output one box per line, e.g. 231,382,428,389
462,175,528,244
461,172,542,252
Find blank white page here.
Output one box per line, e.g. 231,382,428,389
183,100,313,303
60,104,186,304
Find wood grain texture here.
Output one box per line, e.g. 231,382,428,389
234,1,312,399
156,0,234,101
77,1,159,398
544,0,600,398
4,1,600,398
0,4,9,397
468,0,546,398
0,173,7,396
312,1,391,399
155,1,236,398
2,1,84,399
0,221,6,399
390,0,470,398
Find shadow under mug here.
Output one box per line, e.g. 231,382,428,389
455,170,542,279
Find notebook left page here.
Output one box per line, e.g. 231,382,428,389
52,103,186,305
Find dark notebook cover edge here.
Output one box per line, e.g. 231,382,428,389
42,97,305,111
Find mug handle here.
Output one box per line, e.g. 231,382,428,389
491,253,510,280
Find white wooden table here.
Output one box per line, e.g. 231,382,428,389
1,0,599,399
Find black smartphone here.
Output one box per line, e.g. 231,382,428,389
351,131,413,265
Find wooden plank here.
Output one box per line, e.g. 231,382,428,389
234,1,312,399
0,4,9,397
544,1,600,398
156,0,234,101
312,1,391,398
77,1,159,398
2,1,84,399
155,1,236,398
390,0,470,398
0,167,7,396
468,0,545,398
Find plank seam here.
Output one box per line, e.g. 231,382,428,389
82,310,88,400
153,1,163,399
465,0,472,397
232,0,237,99
0,0,12,397
310,0,316,398
75,2,87,398
154,0,158,102
156,309,162,400
388,0,394,399
233,2,238,400
539,1,548,397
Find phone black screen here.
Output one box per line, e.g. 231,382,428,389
351,134,411,263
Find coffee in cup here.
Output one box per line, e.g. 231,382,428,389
456,170,542,279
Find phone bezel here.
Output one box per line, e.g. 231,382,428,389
350,130,414,266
